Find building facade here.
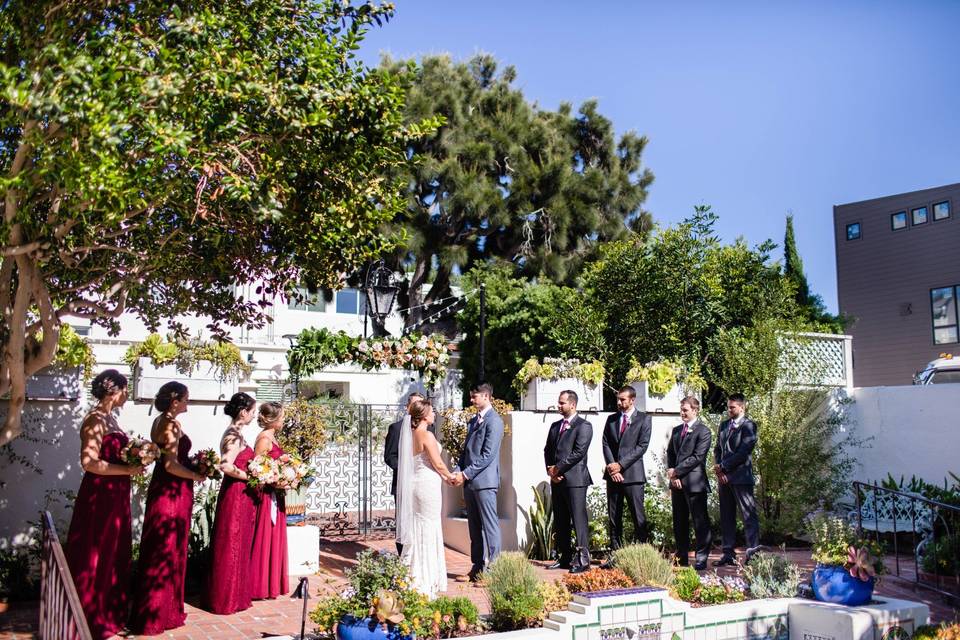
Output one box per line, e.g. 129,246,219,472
834,182,960,387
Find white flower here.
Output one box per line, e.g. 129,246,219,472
357,341,369,353
416,337,428,349
372,342,383,352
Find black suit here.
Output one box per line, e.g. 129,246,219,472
601,409,653,548
384,417,435,554
714,417,760,556
667,419,713,565
544,415,593,568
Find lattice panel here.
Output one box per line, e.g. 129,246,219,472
781,334,849,387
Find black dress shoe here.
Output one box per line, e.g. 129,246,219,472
599,561,615,570
712,555,736,567
745,545,763,562
568,564,590,574
693,560,708,571
547,560,572,570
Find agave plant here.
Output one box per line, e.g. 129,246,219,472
370,589,405,625
846,545,878,581
521,484,554,561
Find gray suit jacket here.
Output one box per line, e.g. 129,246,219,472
458,408,504,490
714,417,757,486
602,410,653,484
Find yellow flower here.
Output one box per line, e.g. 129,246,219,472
433,611,442,624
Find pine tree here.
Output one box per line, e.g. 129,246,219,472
783,214,811,305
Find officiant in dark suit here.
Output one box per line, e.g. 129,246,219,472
667,396,713,570
384,391,426,554
601,385,653,561
544,390,594,574
713,393,761,566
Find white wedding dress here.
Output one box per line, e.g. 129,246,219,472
399,442,447,599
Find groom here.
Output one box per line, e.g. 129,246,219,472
451,382,503,582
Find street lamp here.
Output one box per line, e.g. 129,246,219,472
363,260,399,337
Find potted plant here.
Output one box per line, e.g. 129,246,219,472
277,397,329,523
513,357,604,412
310,550,479,640
808,512,885,606
624,358,705,414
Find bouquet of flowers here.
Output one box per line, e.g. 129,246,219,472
276,452,314,490
190,448,222,480
247,453,281,489
121,435,160,467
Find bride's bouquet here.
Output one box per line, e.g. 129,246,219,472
190,448,222,480
120,435,160,467
247,453,280,489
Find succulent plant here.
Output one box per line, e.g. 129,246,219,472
845,545,877,582
370,589,405,625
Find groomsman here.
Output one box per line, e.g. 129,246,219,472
544,390,594,574
384,392,426,554
601,386,653,563
713,393,761,566
667,396,713,570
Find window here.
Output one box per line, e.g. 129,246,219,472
931,286,959,344
846,222,861,240
287,288,327,312
933,201,951,221
912,206,928,225
891,211,907,230
335,288,367,315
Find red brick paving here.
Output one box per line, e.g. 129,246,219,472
1,544,955,639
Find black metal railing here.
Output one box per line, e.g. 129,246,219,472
38,511,92,640
853,481,960,602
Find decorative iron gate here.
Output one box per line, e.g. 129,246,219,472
304,403,401,538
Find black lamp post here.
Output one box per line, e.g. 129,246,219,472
363,260,399,337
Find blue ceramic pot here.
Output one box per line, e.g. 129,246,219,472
811,564,874,606
336,616,411,640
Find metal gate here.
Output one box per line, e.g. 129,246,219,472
303,403,401,539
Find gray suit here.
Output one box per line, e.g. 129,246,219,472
458,408,504,573
714,417,760,556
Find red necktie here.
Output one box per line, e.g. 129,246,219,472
619,413,628,436
681,423,689,439
559,419,570,437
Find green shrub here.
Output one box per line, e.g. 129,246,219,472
430,595,479,627
610,544,674,587
911,625,941,640
742,551,803,598
672,567,700,602
921,534,960,576
538,580,572,621
346,549,409,601
485,552,545,631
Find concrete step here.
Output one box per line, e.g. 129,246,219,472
568,602,588,614
542,618,563,632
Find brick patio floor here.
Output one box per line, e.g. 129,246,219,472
1,542,956,639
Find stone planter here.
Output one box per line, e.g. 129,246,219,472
25,365,81,401
336,616,410,640
628,380,685,414
133,357,238,402
521,377,602,412
811,564,875,606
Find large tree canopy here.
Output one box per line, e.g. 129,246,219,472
0,0,429,443
380,54,654,332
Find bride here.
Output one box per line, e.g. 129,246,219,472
396,398,455,598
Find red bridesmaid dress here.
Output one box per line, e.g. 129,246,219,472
65,431,132,639
129,434,193,635
205,446,257,614
249,442,289,599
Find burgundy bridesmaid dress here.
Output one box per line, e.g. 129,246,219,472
205,445,257,614
66,431,132,639
249,442,289,599
129,435,193,635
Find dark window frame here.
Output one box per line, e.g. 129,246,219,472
891,211,908,231
912,206,929,226
930,285,960,346
845,221,862,241
932,200,951,221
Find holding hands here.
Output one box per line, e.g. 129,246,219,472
446,471,465,486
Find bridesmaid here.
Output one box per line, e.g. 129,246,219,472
205,392,258,614
66,370,143,640
129,382,204,636
249,401,290,599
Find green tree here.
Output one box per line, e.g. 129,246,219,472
380,54,654,332
0,0,431,443
783,214,847,332
581,206,799,400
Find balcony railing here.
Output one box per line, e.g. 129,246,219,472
38,511,92,640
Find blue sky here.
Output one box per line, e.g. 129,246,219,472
359,1,960,312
